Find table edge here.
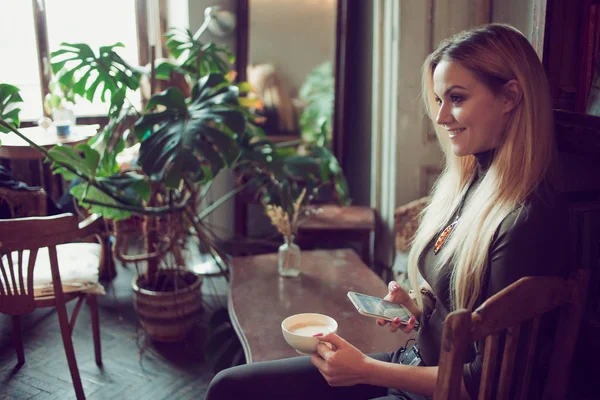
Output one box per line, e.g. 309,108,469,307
227,266,254,363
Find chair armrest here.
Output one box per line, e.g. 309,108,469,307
77,213,104,237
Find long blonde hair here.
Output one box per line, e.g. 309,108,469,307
408,24,556,310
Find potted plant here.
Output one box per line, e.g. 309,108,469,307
44,31,257,342
0,26,348,343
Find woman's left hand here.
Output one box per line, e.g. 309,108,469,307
310,332,370,386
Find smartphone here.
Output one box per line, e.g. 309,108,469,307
347,291,416,326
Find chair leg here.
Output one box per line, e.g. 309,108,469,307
12,315,25,366
56,301,86,400
87,295,102,366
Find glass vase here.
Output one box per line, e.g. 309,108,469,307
278,236,301,277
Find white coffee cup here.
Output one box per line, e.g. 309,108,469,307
281,313,338,355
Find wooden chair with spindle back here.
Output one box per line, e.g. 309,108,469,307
0,213,106,400
433,269,589,400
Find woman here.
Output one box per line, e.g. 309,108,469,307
206,23,569,400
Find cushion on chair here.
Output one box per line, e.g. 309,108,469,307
2,243,105,297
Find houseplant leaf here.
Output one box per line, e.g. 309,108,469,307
298,61,334,146
0,84,23,133
50,42,142,104
164,29,233,83
134,74,246,188
46,145,97,181
70,182,131,221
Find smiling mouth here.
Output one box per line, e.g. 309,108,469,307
448,128,465,138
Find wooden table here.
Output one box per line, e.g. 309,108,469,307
0,125,98,201
228,248,410,363
0,125,98,160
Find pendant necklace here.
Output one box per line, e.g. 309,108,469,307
433,182,474,255
433,216,459,255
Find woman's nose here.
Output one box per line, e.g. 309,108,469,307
436,103,452,126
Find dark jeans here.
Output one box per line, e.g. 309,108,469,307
206,346,431,400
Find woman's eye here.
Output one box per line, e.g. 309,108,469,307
450,95,464,104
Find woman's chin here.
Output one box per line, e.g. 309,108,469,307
450,145,470,157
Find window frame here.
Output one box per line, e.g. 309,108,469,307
27,0,151,124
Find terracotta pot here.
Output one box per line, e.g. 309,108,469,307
132,270,203,342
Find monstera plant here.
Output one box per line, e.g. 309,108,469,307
0,26,346,342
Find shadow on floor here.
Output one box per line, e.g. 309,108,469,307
0,261,229,400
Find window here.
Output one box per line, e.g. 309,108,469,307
0,1,43,120
0,0,147,122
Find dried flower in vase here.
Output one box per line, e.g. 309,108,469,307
265,188,307,242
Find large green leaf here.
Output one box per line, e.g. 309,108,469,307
283,155,321,180
134,74,246,188
68,173,150,221
308,146,350,205
0,84,23,133
164,29,233,83
70,183,132,221
46,145,98,181
50,42,141,105
47,141,150,213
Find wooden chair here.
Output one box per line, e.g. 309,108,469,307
0,186,48,218
434,269,589,400
0,213,106,400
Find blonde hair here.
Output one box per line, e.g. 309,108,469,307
408,24,556,310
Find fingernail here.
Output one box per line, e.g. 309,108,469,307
313,333,323,337
392,284,399,291
377,320,384,326
393,317,401,324
409,316,415,323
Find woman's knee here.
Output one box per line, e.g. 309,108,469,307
206,367,239,399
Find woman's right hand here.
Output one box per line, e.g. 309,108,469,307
376,281,421,333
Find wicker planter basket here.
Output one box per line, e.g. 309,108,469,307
132,270,203,342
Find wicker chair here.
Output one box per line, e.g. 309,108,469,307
0,186,48,218
391,196,430,285
394,196,430,253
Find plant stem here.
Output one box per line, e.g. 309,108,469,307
196,181,249,221
82,193,191,216
200,179,214,199
274,139,303,148
184,209,229,281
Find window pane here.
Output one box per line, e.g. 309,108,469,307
46,0,141,117
0,0,44,121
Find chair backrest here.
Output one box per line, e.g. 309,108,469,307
0,214,85,314
434,269,590,400
0,186,48,218
394,196,430,253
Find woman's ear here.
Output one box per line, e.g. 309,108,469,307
502,79,522,113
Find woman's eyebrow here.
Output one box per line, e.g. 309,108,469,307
433,84,468,98
442,85,468,96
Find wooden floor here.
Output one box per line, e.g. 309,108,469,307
0,262,230,400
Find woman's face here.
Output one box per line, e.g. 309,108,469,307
432,60,509,157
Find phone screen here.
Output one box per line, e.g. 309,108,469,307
347,292,412,322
